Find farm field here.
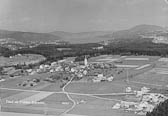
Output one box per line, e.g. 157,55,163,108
129,60,168,88
66,80,144,94
0,54,46,67
1,90,69,115
68,94,137,116
88,55,159,64
1,55,167,116
0,73,62,91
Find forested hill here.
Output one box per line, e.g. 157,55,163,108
0,30,61,43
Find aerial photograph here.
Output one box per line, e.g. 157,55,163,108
0,0,168,116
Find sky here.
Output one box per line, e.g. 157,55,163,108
0,0,168,32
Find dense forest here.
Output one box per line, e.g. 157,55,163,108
0,43,101,61
0,46,11,56
104,38,168,56
146,99,168,116
1,39,168,62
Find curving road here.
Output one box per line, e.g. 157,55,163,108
1,80,152,116
59,77,76,116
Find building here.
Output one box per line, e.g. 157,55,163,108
84,56,88,66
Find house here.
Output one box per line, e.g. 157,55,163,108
107,76,114,81
7,69,25,77
92,46,104,50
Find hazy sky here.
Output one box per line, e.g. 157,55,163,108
0,0,168,32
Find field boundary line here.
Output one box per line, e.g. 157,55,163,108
0,87,135,96
129,81,165,87
0,87,63,94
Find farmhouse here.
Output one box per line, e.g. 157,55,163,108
113,87,168,115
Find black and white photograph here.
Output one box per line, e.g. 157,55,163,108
0,0,168,116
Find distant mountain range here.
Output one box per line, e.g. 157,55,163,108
51,24,168,43
50,31,114,43
103,24,167,39
0,30,61,43
0,24,167,44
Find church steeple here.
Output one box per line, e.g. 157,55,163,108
84,56,88,66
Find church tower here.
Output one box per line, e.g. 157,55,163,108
84,56,88,66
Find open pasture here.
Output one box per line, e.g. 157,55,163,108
66,80,144,94
89,55,159,82
130,69,168,88
88,55,121,63
2,103,66,115
66,81,126,94
121,60,149,66
124,57,149,61
0,72,62,91
0,54,46,67
135,64,151,70
21,91,54,103
0,74,64,115
89,55,159,68
150,68,168,74
39,93,72,111
124,55,159,62
0,55,162,116
68,95,137,116
2,91,37,102
129,59,168,89
1,90,70,115
0,89,21,99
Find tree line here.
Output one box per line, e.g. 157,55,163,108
1,40,168,63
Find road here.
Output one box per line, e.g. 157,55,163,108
59,77,76,116
0,87,136,100
0,81,136,116
2,80,154,116
129,81,166,87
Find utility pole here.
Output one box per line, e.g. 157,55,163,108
44,102,47,116
126,68,129,83
0,75,1,112
0,98,1,112
0,97,3,113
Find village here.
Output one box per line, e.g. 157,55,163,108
0,54,116,87
1,54,168,116
112,86,168,115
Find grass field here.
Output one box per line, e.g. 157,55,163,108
66,80,144,94
68,94,137,116
1,55,165,116
0,54,46,67
130,69,168,88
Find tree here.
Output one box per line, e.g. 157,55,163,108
0,67,3,75
146,99,168,116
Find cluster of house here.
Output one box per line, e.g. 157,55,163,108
0,56,117,84
2,67,26,78
27,61,88,79
0,54,46,67
152,36,168,44
17,78,40,87
0,38,26,50
112,86,168,115
26,57,115,83
92,73,114,82
0,78,5,82
9,54,46,66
